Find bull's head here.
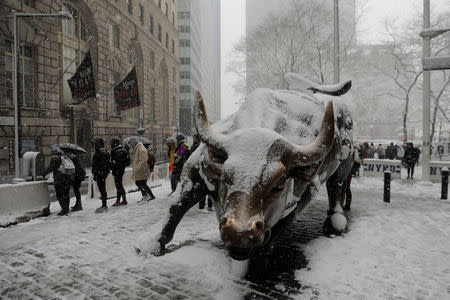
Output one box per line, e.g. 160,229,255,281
195,91,334,260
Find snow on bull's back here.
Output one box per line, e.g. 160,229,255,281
213,88,326,146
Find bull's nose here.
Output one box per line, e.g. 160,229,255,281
219,216,267,248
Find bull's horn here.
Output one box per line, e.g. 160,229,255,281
194,91,227,154
288,101,335,166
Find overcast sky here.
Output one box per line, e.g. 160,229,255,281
220,0,450,119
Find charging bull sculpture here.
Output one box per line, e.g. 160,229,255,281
141,78,354,260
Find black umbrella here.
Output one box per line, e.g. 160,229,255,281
123,136,152,146
52,143,87,154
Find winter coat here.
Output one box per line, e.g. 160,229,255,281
68,153,86,182
92,138,110,180
173,140,190,175
396,145,405,159
404,147,420,166
385,145,396,160
110,145,130,176
43,155,72,186
132,142,151,181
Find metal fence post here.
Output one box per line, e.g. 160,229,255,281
441,167,449,200
384,171,391,203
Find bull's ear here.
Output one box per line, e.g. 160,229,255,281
284,101,335,168
194,91,228,155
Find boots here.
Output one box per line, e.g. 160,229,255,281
120,194,128,205
112,195,121,207
71,201,83,212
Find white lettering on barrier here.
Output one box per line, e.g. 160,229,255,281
362,159,402,179
429,161,450,182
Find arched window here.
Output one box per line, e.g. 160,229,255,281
159,59,169,123
61,3,88,107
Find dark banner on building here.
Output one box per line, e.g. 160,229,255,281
67,51,96,105
114,66,141,110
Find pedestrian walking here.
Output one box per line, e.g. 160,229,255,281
385,142,396,160
68,153,86,212
43,147,75,216
92,138,111,213
362,142,373,159
127,137,155,202
110,137,130,206
404,142,420,180
170,133,190,194
396,143,405,165
377,144,385,159
438,144,444,161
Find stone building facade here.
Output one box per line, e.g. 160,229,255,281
0,0,179,179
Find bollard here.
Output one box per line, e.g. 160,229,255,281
441,167,449,200
383,171,391,203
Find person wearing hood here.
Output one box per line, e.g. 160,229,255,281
170,133,190,194
92,138,111,212
110,137,130,206
43,147,72,216
68,152,86,212
128,137,155,202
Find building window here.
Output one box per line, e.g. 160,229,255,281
180,57,190,65
158,24,162,42
171,39,175,54
179,12,190,19
149,15,154,34
109,71,120,116
165,33,169,48
149,50,155,69
179,25,190,33
179,85,191,93
4,40,35,107
139,4,144,24
159,60,169,123
180,71,190,79
61,3,88,107
165,2,168,17
149,87,155,122
158,0,161,9
18,0,35,7
109,23,120,48
172,12,175,26
126,0,132,14
180,39,190,47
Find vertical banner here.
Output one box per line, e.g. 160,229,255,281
67,51,96,104
114,67,141,111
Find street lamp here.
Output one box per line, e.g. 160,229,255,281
421,0,450,182
5,11,72,183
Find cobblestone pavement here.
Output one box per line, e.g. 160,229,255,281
0,181,335,300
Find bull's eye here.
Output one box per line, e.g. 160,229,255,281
271,175,286,193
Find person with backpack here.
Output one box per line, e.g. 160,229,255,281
110,137,130,206
171,133,190,194
127,137,155,202
43,147,75,216
68,152,86,212
92,138,111,213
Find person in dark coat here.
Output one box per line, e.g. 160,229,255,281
385,142,396,160
92,138,111,212
68,153,86,211
43,147,72,216
170,133,190,194
110,137,129,206
404,142,420,179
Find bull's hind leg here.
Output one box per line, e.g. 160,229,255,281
152,167,209,256
324,156,353,235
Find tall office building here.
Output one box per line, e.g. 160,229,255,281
178,0,221,135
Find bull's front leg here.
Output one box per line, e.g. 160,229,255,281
155,177,208,255
324,156,353,235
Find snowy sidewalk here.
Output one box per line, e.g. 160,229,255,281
0,177,449,299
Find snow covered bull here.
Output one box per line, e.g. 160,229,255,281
142,79,354,260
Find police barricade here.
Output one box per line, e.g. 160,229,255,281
429,161,450,183
361,159,402,179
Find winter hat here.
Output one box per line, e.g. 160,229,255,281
51,146,62,155
176,133,185,142
127,137,140,149
110,137,121,148
92,138,105,150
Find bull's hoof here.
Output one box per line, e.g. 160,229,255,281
323,213,347,235
151,245,167,257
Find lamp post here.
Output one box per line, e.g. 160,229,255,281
420,0,450,182
333,0,340,84
6,11,71,183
